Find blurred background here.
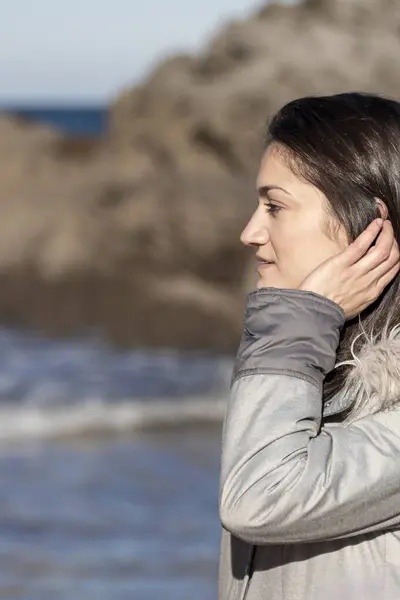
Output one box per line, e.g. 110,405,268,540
0,0,398,598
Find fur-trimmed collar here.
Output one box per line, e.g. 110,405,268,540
331,323,400,424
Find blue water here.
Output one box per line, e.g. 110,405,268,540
1,106,106,136
0,426,222,600
0,325,228,599
0,327,231,406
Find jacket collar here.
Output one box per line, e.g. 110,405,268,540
323,323,400,423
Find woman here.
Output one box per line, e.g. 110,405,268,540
218,93,400,600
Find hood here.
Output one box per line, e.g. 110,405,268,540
332,322,400,424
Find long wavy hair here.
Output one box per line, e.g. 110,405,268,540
266,92,400,403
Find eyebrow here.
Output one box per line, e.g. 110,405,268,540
257,185,292,197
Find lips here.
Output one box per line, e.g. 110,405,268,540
256,257,274,264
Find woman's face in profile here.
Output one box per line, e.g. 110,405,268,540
241,143,348,290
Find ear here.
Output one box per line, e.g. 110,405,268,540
374,198,389,220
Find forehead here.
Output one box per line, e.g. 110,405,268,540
256,144,327,208
256,144,302,189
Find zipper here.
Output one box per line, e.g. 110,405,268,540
239,545,256,600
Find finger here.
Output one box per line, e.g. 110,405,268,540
356,221,395,271
370,240,399,280
359,260,399,313
376,259,400,291
341,218,384,266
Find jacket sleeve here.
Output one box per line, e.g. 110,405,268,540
219,287,400,545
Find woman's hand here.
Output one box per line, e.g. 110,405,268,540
299,219,400,319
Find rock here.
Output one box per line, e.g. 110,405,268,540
303,0,400,24
0,0,400,351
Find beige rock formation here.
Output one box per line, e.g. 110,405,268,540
0,0,400,351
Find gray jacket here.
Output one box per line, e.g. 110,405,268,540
219,288,400,600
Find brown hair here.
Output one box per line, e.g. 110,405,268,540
266,92,400,401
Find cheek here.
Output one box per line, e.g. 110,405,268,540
296,231,343,277
273,215,342,277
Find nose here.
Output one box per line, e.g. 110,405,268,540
240,215,270,247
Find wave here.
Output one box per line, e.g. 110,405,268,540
0,327,233,443
0,394,228,443
0,327,234,404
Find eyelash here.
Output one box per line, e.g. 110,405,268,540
264,202,281,216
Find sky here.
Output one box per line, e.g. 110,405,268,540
0,0,267,106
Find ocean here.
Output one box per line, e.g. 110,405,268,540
2,106,107,137
0,107,229,599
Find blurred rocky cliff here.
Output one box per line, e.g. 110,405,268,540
1,0,400,351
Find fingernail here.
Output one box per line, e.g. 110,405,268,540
376,218,383,226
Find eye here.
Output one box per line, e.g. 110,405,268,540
264,201,281,216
